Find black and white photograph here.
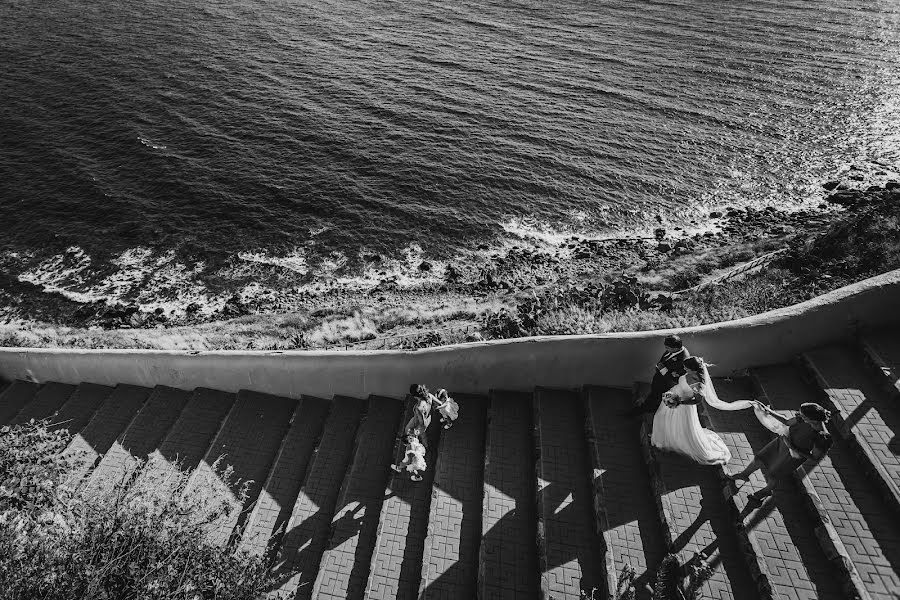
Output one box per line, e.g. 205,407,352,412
1,1,899,598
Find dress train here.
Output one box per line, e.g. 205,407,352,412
651,385,731,466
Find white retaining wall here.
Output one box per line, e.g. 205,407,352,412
1,269,899,400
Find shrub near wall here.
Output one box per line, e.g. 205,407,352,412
0,420,273,600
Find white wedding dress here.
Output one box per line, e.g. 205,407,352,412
651,375,732,466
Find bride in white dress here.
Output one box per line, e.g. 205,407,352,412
651,357,732,465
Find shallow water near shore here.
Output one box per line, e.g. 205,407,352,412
1,0,899,312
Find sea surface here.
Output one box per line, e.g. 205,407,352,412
1,0,899,308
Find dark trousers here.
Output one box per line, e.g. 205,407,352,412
625,373,675,416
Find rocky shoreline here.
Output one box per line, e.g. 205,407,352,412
1,169,898,347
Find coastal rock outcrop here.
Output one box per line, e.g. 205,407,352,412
825,189,865,206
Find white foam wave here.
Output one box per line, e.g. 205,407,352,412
500,219,577,247
14,242,453,320
18,246,214,314
238,249,308,274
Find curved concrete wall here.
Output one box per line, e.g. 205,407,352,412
1,269,899,400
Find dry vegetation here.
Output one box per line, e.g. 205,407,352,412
0,420,274,600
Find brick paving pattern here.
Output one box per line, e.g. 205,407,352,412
479,391,538,600
47,382,113,435
749,365,846,600
418,394,487,600
312,395,405,600
705,378,799,600
585,387,664,591
365,403,442,600
63,384,152,482
151,387,236,472
10,381,75,425
270,395,366,599
804,346,900,507
535,388,604,599
84,385,191,495
240,395,331,558
0,380,40,425
802,436,900,598
134,387,237,500
188,390,297,546
19,344,900,600
652,446,756,600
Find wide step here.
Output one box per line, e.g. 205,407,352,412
48,382,114,435
418,393,487,600
648,443,757,599
83,385,191,495
312,395,405,600
479,391,539,600
585,386,665,595
270,395,367,599
702,378,784,599
749,365,847,599
365,401,442,600
64,384,153,482
802,345,900,514
0,380,40,425
188,389,297,546
136,387,237,492
240,395,331,559
534,388,605,599
802,434,900,598
10,381,75,425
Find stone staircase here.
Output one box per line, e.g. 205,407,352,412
1,331,899,600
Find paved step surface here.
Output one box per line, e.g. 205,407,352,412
64,384,153,482
0,380,40,425
6,364,899,600
270,395,367,599
585,386,665,595
801,433,900,599
312,395,405,600
803,345,900,512
749,365,848,600
84,385,191,495
137,387,237,493
418,394,487,600
756,359,900,598
240,395,331,559
648,429,757,600
10,381,75,425
704,378,796,600
188,390,298,546
479,390,539,600
534,388,605,599
365,403,443,600
47,382,114,435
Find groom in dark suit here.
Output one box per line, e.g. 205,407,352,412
626,334,695,417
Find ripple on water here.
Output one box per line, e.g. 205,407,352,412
0,0,898,299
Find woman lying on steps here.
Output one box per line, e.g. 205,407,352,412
391,431,427,482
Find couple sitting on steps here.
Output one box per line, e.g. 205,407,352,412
630,334,833,510
391,384,459,482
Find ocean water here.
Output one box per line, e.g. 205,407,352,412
1,0,899,307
